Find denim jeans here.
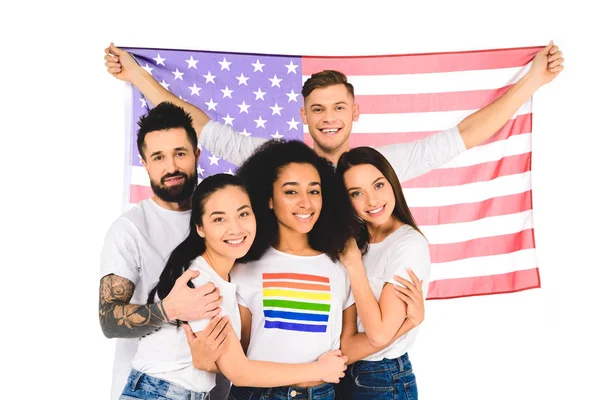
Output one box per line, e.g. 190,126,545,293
336,353,417,400
120,369,210,400
229,382,335,400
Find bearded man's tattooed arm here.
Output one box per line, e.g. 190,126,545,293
99,274,170,338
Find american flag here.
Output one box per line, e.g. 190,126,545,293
122,45,542,300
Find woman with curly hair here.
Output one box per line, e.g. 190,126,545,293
224,139,359,400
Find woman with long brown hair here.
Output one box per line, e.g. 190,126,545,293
336,146,429,400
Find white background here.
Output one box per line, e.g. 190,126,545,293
2,1,598,399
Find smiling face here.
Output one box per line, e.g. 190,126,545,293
141,127,199,203
300,84,360,161
343,163,396,227
196,185,256,260
269,162,323,236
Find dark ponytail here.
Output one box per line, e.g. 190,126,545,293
147,231,206,304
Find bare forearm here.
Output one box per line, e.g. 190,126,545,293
99,274,170,339
458,72,540,149
217,331,323,388
99,300,170,338
131,70,210,134
224,360,320,388
347,265,398,345
341,319,416,364
341,333,384,365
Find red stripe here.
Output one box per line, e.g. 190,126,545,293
429,229,535,264
130,184,153,204
263,281,331,291
426,268,541,300
302,46,541,76
303,113,532,148
411,191,533,226
479,113,532,147
263,273,330,283
355,86,511,115
403,152,531,189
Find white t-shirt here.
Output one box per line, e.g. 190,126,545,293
357,225,431,362
100,198,191,399
230,247,354,363
199,121,465,182
131,257,241,393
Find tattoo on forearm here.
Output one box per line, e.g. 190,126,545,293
99,274,170,339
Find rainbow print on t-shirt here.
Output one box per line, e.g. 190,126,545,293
262,272,331,333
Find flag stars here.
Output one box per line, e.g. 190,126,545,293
205,98,218,111
172,69,184,80
186,56,199,69
285,61,298,74
222,114,235,126
208,154,221,165
203,71,216,84
189,83,201,96
254,116,267,129
271,131,284,140
130,51,312,183
270,103,283,116
218,57,232,71
269,74,282,87
251,59,265,72
237,101,251,114
286,89,300,102
221,86,234,99
236,73,249,86
160,79,170,91
253,88,266,101
142,63,154,75
287,117,300,130
153,54,166,66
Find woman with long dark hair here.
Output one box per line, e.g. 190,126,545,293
120,173,347,400
336,146,429,400
226,139,361,400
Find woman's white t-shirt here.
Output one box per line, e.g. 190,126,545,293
358,225,431,362
230,247,354,363
131,256,241,393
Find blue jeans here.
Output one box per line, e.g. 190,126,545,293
120,369,210,400
229,382,335,400
336,353,417,400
